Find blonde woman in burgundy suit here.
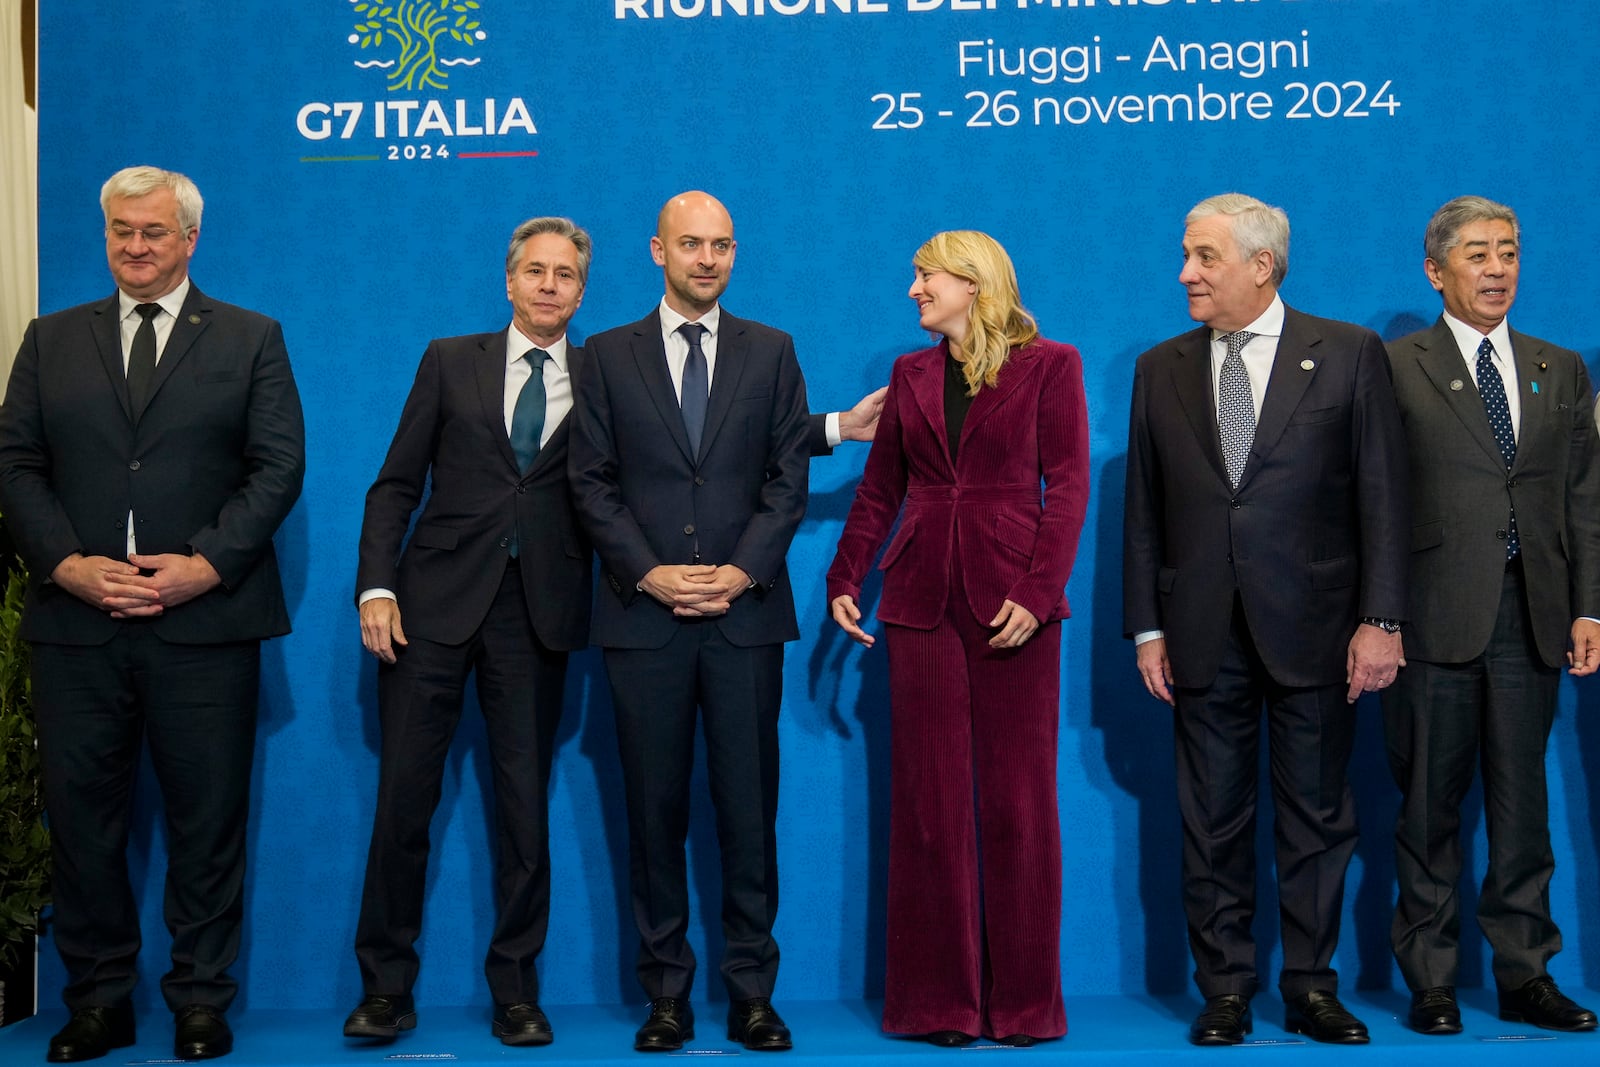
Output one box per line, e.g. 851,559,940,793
826,231,1090,1048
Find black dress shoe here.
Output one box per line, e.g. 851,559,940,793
492,1002,553,1046
996,1034,1040,1047
635,997,694,1052
174,1005,233,1060
1189,994,1251,1046
924,1030,975,1047
343,994,417,1039
1409,987,1462,1035
1498,977,1599,1032
47,1004,137,1063
1284,991,1369,1044
728,998,792,1051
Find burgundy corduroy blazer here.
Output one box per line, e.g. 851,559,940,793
826,337,1090,630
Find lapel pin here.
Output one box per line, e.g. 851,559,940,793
1531,381,1540,394
1538,361,1548,371
1300,359,1314,371
188,314,201,324
1450,379,1464,391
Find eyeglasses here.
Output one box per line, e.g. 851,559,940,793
107,223,185,244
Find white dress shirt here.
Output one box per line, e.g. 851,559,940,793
657,298,721,398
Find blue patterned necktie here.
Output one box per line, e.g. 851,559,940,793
1476,336,1519,559
1217,330,1257,490
510,348,548,472
678,322,709,456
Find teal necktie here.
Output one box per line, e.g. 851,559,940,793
510,348,548,472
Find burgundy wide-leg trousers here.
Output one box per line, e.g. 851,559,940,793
881,562,1066,1040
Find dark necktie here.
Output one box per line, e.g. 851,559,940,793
1476,336,1519,559
678,322,709,456
1217,330,1257,490
509,348,549,473
127,303,161,413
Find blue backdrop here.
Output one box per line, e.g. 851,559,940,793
29,0,1600,1012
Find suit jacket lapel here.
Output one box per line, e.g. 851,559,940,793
629,311,696,464
1508,328,1547,473
139,285,209,420
698,315,749,460
905,344,953,475
1415,318,1506,469
475,332,522,473
1169,327,1230,486
1239,308,1319,487
90,293,132,422
959,344,1036,457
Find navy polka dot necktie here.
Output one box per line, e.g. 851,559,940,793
1217,330,1257,490
1476,336,1519,559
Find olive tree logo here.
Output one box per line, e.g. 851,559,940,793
348,0,487,91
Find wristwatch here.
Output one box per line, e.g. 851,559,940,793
1360,616,1402,634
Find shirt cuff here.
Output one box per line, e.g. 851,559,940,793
825,411,843,448
1133,629,1164,645
358,588,397,606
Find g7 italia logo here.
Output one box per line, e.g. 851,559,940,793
298,0,539,163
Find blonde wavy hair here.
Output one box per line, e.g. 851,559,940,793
913,230,1039,396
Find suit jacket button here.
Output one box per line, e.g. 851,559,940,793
516,483,527,493
694,476,705,486
1230,499,1241,509
1506,478,1517,489
1496,529,1508,540
128,459,141,471
683,524,695,535
499,537,510,547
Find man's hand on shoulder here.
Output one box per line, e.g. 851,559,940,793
360,596,408,665
51,552,160,615
838,386,888,443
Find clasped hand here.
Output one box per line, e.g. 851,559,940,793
641,564,752,617
51,551,221,619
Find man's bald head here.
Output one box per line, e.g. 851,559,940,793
652,190,737,318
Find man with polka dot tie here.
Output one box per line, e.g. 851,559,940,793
1384,196,1600,1036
